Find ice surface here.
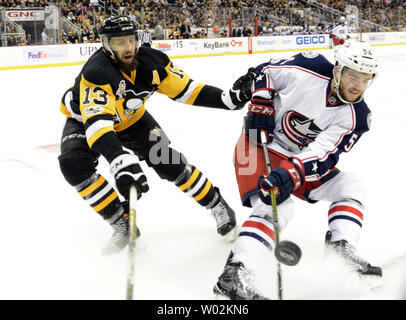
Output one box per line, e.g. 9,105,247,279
0,45,405,300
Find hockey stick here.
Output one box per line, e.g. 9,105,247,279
259,130,284,300
259,131,302,300
126,185,138,300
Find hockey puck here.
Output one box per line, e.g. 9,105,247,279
274,240,302,266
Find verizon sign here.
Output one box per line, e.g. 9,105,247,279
6,10,45,21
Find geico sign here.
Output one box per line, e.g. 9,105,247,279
296,35,325,45
6,10,45,21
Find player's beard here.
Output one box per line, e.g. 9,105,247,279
339,86,361,102
116,50,139,74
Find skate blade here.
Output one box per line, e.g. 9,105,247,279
359,274,383,292
101,241,147,256
213,292,231,300
223,225,239,242
101,246,125,256
213,285,231,300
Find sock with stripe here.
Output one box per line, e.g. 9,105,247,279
75,172,124,222
231,214,275,273
173,164,219,209
328,200,363,246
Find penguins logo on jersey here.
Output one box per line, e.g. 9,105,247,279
280,111,321,149
116,80,153,111
122,89,153,111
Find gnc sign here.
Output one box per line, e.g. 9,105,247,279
6,10,45,21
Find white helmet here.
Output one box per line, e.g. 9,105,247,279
335,40,378,75
333,40,378,103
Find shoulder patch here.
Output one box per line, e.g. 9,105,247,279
270,58,283,64
301,51,320,59
84,105,104,116
116,80,126,98
367,112,372,130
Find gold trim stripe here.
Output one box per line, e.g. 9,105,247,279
185,82,205,105
115,106,146,132
79,176,106,197
194,181,212,202
178,168,200,191
87,126,115,148
92,191,119,212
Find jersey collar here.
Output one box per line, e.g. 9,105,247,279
120,69,136,84
326,79,345,107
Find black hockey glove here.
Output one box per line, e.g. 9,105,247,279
110,151,149,200
258,159,304,205
222,67,256,110
244,96,275,143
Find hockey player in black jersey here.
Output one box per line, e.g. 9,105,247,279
58,16,255,255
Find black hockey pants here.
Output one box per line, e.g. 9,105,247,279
58,111,188,187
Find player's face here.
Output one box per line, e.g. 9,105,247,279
339,68,373,102
110,35,137,64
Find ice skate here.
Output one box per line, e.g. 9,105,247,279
101,212,140,256
211,188,238,241
213,252,269,300
325,231,382,281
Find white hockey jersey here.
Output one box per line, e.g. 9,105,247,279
251,51,371,183
331,23,349,40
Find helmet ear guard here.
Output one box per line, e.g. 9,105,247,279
333,40,378,104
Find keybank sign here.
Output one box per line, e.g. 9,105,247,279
296,35,326,45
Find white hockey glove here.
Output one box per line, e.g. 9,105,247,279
110,152,149,200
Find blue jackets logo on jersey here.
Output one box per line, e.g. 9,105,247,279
280,111,321,150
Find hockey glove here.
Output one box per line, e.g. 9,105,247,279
110,151,149,200
222,67,256,110
244,96,275,143
257,159,304,205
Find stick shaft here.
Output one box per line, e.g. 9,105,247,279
259,131,280,243
126,186,138,300
259,130,283,300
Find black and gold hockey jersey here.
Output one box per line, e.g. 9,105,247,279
60,46,227,160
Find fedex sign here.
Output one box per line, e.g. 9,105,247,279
6,10,45,21
23,47,68,63
27,51,48,59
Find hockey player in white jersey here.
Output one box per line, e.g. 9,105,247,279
213,40,382,300
330,16,350,47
